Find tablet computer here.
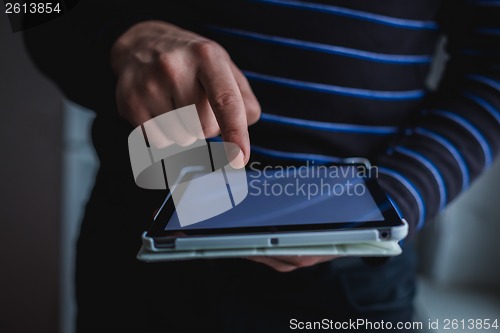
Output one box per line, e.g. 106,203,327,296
140,160,408,256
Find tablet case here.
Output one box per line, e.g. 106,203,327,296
137,232,402,262
135,155,405,263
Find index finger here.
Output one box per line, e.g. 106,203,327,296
197,54,249,168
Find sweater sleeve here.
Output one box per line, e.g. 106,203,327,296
22,1,149,113
375,0,500,237
23,1,208,115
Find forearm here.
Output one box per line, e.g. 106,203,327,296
22,0,155,113
375,0,500,236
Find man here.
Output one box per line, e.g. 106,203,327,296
24,0,499,332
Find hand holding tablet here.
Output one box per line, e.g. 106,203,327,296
137,161,407,263
127,105,407,266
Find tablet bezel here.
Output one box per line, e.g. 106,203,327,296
146,162,404,238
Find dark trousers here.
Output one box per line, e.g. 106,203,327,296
75,169,417,333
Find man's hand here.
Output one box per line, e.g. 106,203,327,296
111,20,261,167
248,256,338,273
119,21,336,273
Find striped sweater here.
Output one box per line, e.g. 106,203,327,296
24,0,500,236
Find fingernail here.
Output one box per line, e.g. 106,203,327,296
229,150,245,169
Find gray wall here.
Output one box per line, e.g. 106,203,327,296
60,102,97,333
424,159,500,288
0,14,62,333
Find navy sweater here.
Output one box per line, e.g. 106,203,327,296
24,0,500,236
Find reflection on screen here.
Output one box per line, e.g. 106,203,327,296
165,165,384,230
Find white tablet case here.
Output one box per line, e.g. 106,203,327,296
137,233,402,263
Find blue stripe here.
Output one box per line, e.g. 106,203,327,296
415,127,470,191
244,71,425,100
250,0,438,30
430,109,493,168
395,147,447,211
467,0,500,6
467,75,500,91
260,112,399,134
251,145,344,163
208,136,222,142
463,92,500,124
379,167,426,230
210,26,431,64
476,27,500,35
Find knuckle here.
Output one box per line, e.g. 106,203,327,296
157,53,171,72
213,91,241,110
157,52,172,67
191,39,224,59
155,55,181,91
157,53,178,77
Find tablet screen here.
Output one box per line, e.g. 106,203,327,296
163,164,386,232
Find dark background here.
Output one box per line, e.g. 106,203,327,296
2,8,500,333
